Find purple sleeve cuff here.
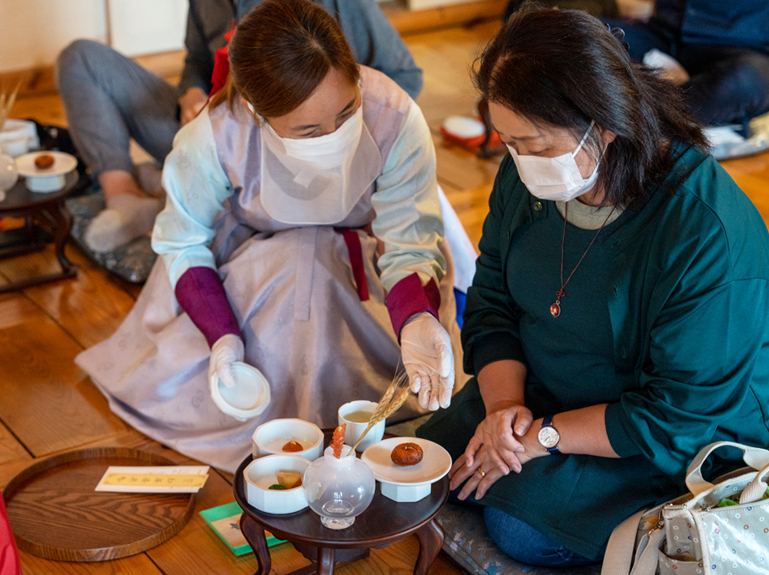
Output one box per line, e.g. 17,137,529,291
175,266,242,348
386,272,441,339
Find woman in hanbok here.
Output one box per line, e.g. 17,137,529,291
76,0,467,473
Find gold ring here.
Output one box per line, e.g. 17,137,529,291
477,467,486,478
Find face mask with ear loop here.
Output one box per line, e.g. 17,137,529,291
506,120,603,202
245,100,383,225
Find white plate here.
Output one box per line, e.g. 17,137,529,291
361,437,452,486
15,151,77,178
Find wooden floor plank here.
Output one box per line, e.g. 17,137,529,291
19,551,164,575
0,420,31,467
0,314,126,457
411,20,501,128
21,247,138,349
433,136,501,193
0,293,48,330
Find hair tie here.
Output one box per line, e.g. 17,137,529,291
605,23,630,52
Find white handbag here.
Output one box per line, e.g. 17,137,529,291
602,441,769,575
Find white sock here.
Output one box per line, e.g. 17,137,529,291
84,194,163,253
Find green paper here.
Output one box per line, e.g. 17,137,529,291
199,502,285,556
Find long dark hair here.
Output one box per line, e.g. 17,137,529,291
211,0,360,117
476,6,708,208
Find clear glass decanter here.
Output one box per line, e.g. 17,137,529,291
302,445,375,529
0,153,18,200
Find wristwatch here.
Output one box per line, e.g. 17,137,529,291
537,415,561,455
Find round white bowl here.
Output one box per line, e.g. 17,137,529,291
243,454,310,514
210,362,271,421
252,418,324,462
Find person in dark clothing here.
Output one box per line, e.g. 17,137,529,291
603,0,769,133
418,6,769,566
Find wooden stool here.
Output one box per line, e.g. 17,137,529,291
0,171,78,293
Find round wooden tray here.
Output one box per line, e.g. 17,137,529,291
3,447,196,562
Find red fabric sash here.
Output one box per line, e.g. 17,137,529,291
335,227,370,302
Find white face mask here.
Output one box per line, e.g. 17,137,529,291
506,120,601,202
256,104,382,225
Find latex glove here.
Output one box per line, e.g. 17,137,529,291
401,313,455,411
208,334,245,390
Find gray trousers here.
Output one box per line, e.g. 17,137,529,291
55,39,181,176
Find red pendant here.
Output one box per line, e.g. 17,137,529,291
550,302,561,317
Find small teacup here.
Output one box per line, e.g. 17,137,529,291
338,400,385,452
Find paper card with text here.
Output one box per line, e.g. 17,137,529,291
95,465,210,493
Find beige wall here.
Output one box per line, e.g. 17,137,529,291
0,0,187,74
0,0,107,73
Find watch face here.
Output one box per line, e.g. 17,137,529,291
538,426,560,449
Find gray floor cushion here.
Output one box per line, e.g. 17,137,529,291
438,504,601,575
66,184,157,283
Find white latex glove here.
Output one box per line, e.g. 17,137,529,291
401,313,455,411
208,334,245,390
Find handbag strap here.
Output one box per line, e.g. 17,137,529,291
686,441,769,496
740,462,769,504
602,511,664,575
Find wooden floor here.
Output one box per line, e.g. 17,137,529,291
2,17,769,575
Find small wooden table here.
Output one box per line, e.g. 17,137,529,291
233,454,449,575
0,171,78,293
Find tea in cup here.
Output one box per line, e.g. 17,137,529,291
338,400,385,452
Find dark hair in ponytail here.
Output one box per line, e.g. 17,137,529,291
475,6,708,208
211,0,359,118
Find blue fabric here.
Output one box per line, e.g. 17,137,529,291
482,507,598,568
454,288,466,328
649,0,769,50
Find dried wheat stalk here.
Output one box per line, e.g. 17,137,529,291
347,370,411,455
0,81,22,133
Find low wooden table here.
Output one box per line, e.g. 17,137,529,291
234,454,449,575
0,171,78,293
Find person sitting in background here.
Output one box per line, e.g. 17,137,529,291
602,0,769,156
418,6,769,567
55,0,424,253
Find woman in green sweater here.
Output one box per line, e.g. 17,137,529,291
418,6,769,567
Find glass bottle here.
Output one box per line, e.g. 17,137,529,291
0,153,18,200
302,445,375,530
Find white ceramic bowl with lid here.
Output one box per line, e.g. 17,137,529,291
209,362,271,421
